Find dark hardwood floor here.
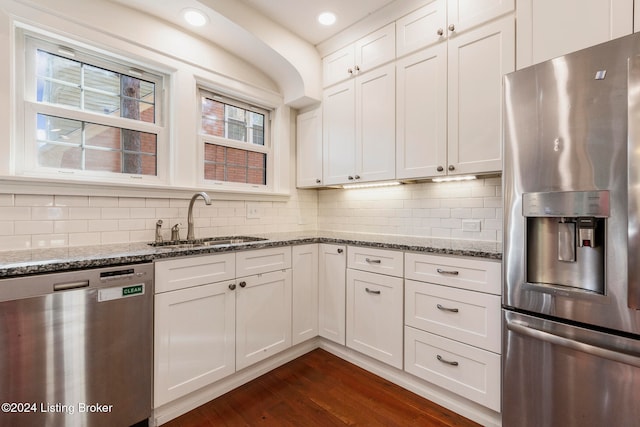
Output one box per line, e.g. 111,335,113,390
162,349,481,427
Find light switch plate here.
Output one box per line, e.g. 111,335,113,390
462,219,481,232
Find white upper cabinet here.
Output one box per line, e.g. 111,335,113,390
517,0,633,69
447,15,514,175
296,108,323,188
323,23,395,88
397,2,514,179
396,0,514,57
323,63,396,185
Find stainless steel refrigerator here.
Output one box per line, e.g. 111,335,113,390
503,33,640,426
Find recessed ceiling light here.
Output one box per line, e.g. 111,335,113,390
183,8,208,27
318,12,336,26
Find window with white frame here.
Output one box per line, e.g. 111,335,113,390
21,34,166,181
199,89,270,187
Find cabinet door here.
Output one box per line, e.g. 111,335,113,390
318,244,347,345
323,44,355,87
236,269,292,371
517,0,632,69
292,244,319,345
355,63,396,182
323,80,356,185
448,0,514,34
447,15,514,175
296,108,323,187
355,22,396,73
346,269,404,369
154,281,235,407
396,1,446,57
396,45,447,179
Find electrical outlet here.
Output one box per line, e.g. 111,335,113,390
462,219,481,232
246,204,260,219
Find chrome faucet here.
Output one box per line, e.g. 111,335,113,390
187,192,211,240
155,220,163,243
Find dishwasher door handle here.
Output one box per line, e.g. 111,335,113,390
54,280,90,291
507,319,640,368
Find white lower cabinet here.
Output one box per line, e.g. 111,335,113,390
318,244,347,344
154,248,293,407
235,269,292,371
346,268,403,369
154,254,236,407
404,252,501,412
404,326,501,411
292,244,319,345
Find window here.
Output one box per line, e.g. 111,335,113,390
200,90,270,187
21,35,166,180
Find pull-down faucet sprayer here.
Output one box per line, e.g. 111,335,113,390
187,192,212,240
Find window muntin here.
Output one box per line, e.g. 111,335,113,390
24,35,165,180
200,90,270,187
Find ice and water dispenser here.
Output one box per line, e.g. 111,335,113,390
524,191,609,294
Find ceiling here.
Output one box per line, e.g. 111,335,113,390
239,0,398,46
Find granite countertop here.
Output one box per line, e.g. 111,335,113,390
0,231,501,278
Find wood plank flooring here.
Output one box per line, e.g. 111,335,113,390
162,349,481,427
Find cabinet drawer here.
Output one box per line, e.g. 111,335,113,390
405,280,501,352
348,246,403,277
236,247,292,277
405,253,501,294
155,253,236,293
404,326,501,411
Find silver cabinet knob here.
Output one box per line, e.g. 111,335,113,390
348,68,353,75
448,24,456,32
354,65,360,72
437,28,444,36
228,283,236,290
316,179,321,184
448,165,455,171
348,175,354,180
354,175,361,180
337,248,344,254
437,166,444,172
239,281,247,288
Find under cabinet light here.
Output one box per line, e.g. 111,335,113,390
343,181,401,190
432,175,477,183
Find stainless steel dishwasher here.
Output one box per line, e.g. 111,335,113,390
0,263,153,427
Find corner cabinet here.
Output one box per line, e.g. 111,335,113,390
323,63,396,185
396,4,514,179
517,0,633,69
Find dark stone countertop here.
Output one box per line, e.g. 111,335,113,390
0,231,501,278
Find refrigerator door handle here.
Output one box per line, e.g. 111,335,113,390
507,320,640,368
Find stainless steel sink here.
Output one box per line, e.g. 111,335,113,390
149,236,267,249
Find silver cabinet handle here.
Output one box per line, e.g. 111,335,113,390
228,283,236,290
437,28,444,36
448,24,456,32
365,258,382,264
437,268,459,275
365,288,381,295
437,354,459,366
437,304,459,313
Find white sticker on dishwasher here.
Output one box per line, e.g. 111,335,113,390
98,283,145,302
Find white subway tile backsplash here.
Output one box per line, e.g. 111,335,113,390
0,177,501,250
